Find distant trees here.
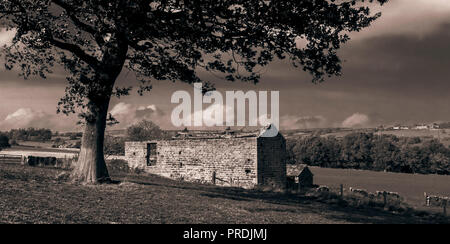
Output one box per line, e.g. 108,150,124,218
406,137,422,145
341,133,374,169
52,136,81,149
429,153,450,175
371,135,399,171
104,136,125,156
62,132,83,139
287,133,450,175
103,120,168,156
52,137,66,148
126,120,168,141
5,128,52,141
287,136,341,168
0,134,11,150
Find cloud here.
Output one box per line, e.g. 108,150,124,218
0,104,167,132
342,113,370,128
2,108,47,127
110,102,134,116
137,105,157,111
280,115,328,130
183,104,329,130
109,102,166,129
352,0,450,40
0,108,77,131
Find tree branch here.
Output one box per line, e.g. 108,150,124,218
51,0,95,33
51,0,106,46
47,37,99,70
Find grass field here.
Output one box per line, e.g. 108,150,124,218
310,167,450,213
0,163,449,224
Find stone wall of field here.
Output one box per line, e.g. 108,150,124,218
125,138,259,189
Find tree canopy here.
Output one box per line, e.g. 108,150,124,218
1,0,387,117
127,120,167,141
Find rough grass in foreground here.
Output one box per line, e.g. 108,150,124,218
0,162,448,224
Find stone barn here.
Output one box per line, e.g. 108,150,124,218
286,164,314,190
125,126,287,189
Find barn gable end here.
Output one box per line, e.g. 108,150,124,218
257,133,287,189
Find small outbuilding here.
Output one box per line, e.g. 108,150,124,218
286,164,314,190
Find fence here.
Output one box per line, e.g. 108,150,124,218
0,153,75,169
0,154,24,163
314,184,406,212
339,186,448,215
424,192,448,215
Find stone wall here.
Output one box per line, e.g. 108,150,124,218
125,134,287,190
125,138,259,189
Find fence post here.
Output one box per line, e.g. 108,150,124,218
444,199,447,216
383,191,387,206
340,184,344,198
424,192,432,206
212,171,216,185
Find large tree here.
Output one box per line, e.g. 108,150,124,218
0,0,388,183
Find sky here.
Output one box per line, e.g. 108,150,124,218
0,0,450,132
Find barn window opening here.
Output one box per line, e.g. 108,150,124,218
146,143,157,166
245,169,251,174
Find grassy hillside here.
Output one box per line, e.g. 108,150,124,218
0,163,448,224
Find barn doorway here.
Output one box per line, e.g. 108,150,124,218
146,143,157,166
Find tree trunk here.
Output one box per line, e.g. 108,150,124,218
71,98,111,184
70,34,128,184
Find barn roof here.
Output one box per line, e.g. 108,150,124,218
286,164,312,177
172,124,280,140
